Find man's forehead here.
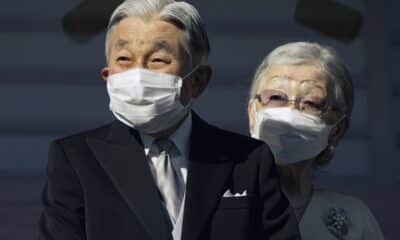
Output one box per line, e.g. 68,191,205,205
111,19,183,51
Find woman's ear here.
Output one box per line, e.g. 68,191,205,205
248,101,256,134
191,65,212,99
328,115,349,147
101,67,110,82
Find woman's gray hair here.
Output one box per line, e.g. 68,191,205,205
104,0,210,66
249,42,354,116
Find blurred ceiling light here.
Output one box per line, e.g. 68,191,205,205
295,0,363,41
62,0,123,43
62,0,363,43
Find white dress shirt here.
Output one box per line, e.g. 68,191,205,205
140,114,192,240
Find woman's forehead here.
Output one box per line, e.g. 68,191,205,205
260,64,327,89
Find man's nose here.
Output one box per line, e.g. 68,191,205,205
130,58,146,69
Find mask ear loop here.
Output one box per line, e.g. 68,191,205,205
329,107,347,129
179,64,202,107
319,104,347,124
182,64,201,80
313,111,347,169
326,109,348,153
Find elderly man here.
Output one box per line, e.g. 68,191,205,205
39,0,299,239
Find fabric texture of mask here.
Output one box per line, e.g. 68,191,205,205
107,68,193,134
251,107,333,164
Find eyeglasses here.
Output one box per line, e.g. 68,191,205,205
254,89,330,116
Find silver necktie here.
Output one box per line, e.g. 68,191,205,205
149,139,184,223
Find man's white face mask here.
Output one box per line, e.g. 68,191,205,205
107,66,198,134
251,107,337,165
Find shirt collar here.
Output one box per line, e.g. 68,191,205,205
139,113,192,159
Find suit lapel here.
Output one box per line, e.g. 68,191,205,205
182,113,235,240
86,121,172,240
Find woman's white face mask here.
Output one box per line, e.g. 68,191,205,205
251,107,337,165
107,66,198,134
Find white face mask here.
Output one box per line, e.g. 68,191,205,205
107,66,198,134
251,107,335,165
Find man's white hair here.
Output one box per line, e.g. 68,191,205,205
249,42,354,116
105,0,210,66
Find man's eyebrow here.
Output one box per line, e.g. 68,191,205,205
115,39,130,50
148,40,174,54
113,39,175,54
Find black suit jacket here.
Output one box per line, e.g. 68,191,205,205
39,113,300,240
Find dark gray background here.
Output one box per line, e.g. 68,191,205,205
1,0,399,239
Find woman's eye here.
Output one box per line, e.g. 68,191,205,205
303,100,322,109
269,94,286,101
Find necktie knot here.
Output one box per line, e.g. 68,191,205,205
150,138,180,157
153,138,173,152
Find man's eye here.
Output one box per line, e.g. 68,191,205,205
117,56,131,62
151,58,168,63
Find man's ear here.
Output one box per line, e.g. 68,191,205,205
328,116,349,147
191,65,212,99
101,67,110,81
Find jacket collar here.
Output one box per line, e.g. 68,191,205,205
87,112,234,240
86,120,172,240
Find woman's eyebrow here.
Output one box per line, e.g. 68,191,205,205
269,75,290,80
299,79,325,90
268,76,291,85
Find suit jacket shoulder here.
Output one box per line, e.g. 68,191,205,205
54,122,112,146
190,113,270,164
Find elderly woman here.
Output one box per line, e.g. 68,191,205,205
247,42,384,239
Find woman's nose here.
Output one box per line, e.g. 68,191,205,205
286,99,300,109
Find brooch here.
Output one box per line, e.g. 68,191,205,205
323,208,350,240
